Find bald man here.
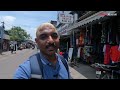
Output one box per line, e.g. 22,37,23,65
13,23,70,79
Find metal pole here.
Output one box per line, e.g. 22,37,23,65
0,27,2,54
0,27,3,54
0,22,5,54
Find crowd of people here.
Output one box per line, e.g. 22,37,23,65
9,43,35,54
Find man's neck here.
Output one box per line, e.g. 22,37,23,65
41,52,57,65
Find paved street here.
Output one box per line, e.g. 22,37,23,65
0,49,37,79
0,49,96,79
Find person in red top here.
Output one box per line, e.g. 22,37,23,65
59,51,64,56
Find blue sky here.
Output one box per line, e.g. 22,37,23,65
0,11,57,41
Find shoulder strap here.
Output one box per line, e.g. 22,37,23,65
30,53,70,79
30,53,44,79
58,54,70,79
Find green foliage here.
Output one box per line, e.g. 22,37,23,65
8,26,32,41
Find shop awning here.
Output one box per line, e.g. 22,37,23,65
67,11,117,31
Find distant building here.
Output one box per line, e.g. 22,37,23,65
0,27,10,51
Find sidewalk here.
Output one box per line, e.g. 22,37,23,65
68,62,96,79
69,66,87,79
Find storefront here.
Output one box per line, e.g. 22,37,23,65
58,11,120,65
71,11,120,65
82,14,119,65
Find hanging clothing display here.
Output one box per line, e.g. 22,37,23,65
104,44,111,65
110,45,120,63
79,32,85,46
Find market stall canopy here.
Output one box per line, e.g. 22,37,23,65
67,11,117,31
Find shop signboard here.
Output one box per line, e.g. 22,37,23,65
58,24,68,35
68,48,73,62
58,13,73,23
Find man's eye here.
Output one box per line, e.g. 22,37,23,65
39,34,48,40
51,33,58,39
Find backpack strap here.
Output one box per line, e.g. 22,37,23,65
30,53,44,79
58,54,70,79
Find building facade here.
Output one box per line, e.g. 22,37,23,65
57,11,120,64
0,26,10,52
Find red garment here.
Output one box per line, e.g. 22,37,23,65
110,45,120,63
79,32,85,46
59,52,63,56
104,44,111,65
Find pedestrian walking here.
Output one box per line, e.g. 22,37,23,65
10,44,14,54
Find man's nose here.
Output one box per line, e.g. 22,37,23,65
48,35,54,42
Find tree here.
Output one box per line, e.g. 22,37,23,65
8,26,32,42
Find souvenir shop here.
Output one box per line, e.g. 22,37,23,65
76,15,120,65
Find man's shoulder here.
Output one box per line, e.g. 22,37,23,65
29,53,38,60
14,53,39,79
19,53,37,68
29,53,36,58
14,59,31,79
20,53,38,67
20,59,30,68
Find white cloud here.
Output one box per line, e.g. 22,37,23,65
2,16,16,22
0,16,16,29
